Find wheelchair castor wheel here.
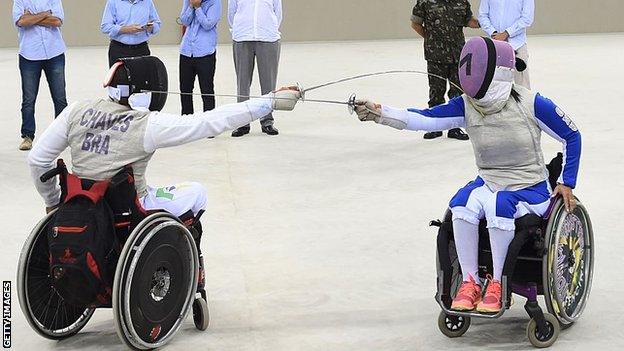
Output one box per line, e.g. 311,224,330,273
526,313,560,348
437,311,470,338
193,297,210,331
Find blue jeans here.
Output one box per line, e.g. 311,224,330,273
19,53,67,139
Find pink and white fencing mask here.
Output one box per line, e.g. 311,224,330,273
458,37,516,100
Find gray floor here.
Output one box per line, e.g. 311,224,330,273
1,34,623,350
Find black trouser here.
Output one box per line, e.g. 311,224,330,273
179,53,216,114
108,40,150,67
426,60,462,108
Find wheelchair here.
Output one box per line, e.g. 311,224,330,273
17,160,210,350
431,154,594,348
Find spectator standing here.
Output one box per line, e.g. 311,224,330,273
12,0,67,151
228,0,282,137
101,0,162,67
179,0,221,115
411,0,479,140
479,0,534,89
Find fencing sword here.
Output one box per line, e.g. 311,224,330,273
300,69,464,96
142,69,465,114
142,89,361,113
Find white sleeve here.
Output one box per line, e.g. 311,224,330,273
274,0,282,25
143,97,273,152
227,0,236,28
381,106,465,132
28,103,75,207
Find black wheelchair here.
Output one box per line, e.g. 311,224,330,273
17,160,210,349
431,154,594,348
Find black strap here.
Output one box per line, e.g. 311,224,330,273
474,37,497,100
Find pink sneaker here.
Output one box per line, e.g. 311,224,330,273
451,276,482,311
477,277,503,313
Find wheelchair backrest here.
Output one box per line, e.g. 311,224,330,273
546,152,563,191
50,159,149,242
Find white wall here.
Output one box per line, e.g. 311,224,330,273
1,0,623,48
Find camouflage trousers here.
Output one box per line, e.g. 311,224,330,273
427,61,462,108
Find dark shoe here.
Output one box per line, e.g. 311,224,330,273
423,131,443,140
261,125,279,136
231,126,250,137
448,128,469,140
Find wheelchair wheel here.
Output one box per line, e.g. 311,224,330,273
192,297,210,331
526,312,560,348
113,213,198,350
17,211,95,339
543,197,594,328
437,311,470,338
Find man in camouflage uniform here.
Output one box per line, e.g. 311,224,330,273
411,0,479,140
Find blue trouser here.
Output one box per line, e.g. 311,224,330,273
449,176,551,231
19,53,67,139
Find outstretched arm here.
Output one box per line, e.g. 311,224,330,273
27,104,77,208
354,96,466,131
143,88,300,152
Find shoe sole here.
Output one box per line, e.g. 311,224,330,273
451,300,481,311
450,306,475,312
476,305,501,313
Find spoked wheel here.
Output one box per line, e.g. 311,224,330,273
437,311,470,338
17,211,94,339
113,213,198,350
192,297,210,331
543,197,594,328
526,313,560,348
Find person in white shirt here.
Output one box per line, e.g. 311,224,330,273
228,0,282,137
27,56,301,296
479,0,534,88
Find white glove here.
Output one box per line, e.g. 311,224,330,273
271,88,302,111
354,99,407,130
354,100,381,122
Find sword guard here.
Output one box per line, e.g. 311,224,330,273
347,93,357,115
297,82,305,101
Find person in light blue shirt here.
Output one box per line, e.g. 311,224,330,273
179,0,221,114
101,0,162,67
479,0,534,88
12,0,67,151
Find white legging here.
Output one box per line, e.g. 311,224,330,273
140,182,208,217
453,218,514,282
